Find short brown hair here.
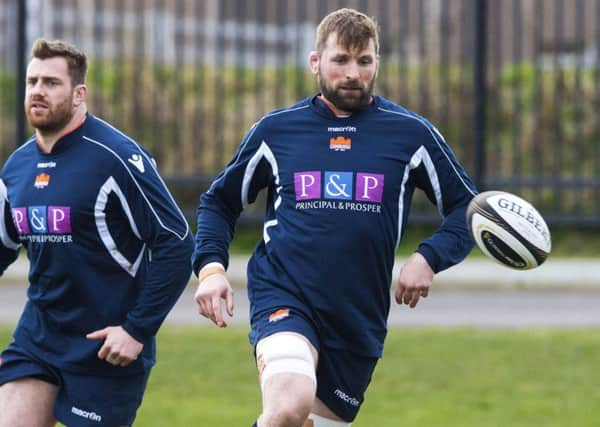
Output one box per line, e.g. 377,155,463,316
31,38,87,86
315,8,380,55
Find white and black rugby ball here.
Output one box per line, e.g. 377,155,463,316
466,191,551,270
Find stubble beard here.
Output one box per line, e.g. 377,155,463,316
26,94,75,135
318,71,375,113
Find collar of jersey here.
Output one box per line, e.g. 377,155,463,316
36,113,89,156
309,94,379,120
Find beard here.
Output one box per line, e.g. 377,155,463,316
318,71,375,113
26,94,74,134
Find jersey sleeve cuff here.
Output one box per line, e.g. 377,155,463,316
415,243,440,273
122,321,151,343
193,254,229,276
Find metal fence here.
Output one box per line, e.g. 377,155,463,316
1,0,599,226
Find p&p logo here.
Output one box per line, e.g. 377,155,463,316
294,171,321,200
11,206,72,235
294,171,384,203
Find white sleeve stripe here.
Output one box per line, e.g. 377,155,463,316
0,179,21,250
97,176,142,239
396,146,442,248
83,136,189,241
95,176,145,276
210,121,261,192
263,219,278,244
90,117,189,229
209,105,310,193
92,117,189,230
415,146,443,215
241,141,281,244
378,107,476,197
241,141,280,208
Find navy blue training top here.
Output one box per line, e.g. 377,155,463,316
0,114,193,376
193,95,477,357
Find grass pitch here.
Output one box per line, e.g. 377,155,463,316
1,326,599,426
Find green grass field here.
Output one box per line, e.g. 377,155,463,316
2,326,599,426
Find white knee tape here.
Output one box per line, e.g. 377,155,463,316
307,413,351,426
256,333,316,389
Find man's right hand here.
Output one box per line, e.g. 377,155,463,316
194,270,234,328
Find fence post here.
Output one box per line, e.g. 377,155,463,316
16,0,27,147
474,0,487,190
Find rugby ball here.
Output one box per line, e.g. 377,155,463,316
466,191,551,270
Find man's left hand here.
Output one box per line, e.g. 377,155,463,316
395,252,434,308
86,326,144,367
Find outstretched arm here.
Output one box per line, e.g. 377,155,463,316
395,121,476,307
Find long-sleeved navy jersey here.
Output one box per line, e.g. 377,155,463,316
193,95,476,357
0,114,193,376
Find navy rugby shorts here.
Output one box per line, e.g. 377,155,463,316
250,307,379,422
0,340,149,426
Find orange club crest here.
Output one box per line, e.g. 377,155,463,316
34,173,51,189
329,136,351,151
268,308,290,323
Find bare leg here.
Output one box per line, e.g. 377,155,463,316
259,372,316,427
257,333,318,427
0,377,57,427
312,398,346,421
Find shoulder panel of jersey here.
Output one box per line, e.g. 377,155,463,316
220,97,313,201
81,115,190,240
374,95,476,199
1,137,37,173
255,97,313,132
82,115,154,168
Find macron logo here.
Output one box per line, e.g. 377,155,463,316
71,406,102,423
128,154,145,173
334,389,360,407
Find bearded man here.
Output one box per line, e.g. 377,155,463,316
192,8,477,427
0,38,193,427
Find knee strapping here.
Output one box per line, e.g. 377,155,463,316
306,413,351,426
256,333,316,389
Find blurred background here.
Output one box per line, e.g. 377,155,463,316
1,0,599,228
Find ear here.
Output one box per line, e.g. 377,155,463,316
374,55,381,79
72,84,87,106
308,51,320,75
